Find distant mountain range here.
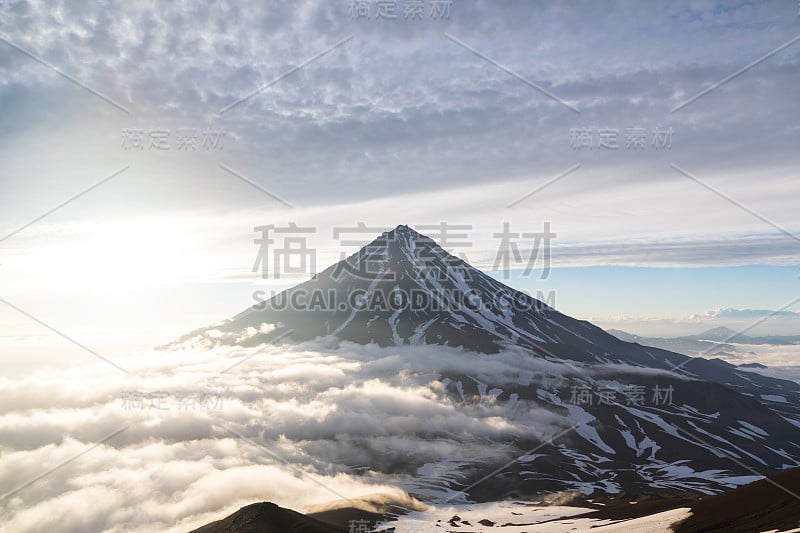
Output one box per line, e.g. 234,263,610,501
178,225,800,507
607,326,800,359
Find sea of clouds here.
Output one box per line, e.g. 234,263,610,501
0,340,579,532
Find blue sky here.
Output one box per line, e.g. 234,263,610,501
1,0,799,368
497,265,800,335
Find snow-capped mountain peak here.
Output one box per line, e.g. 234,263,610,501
173,226,800,498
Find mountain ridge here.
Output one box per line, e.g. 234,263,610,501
179,225,800,401
175,225,800,500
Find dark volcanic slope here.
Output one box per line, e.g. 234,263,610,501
673,467,800,533
189,502,346,533
180,225,800,412
563,467,800,532
175,225,800,497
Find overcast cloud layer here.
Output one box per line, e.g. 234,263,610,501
1,0,799,259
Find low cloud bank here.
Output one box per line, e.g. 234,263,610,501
0,340,574,532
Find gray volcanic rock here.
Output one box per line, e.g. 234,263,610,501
176,225,800,498
181,225,800,401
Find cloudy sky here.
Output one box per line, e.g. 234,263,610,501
1,0,800,372
2,3,800,531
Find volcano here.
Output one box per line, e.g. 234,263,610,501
177,225,800,498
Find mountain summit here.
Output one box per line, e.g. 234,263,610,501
183,223,560,352
184,224,629,355
175,225,800,497
179,225,795,383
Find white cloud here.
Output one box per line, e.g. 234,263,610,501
0,340,574,532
